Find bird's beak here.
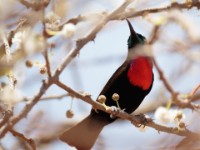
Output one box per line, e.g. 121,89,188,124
126,19,139,42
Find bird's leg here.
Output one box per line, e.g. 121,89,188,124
109,106,126,119
110,106,119,119
134,113,151,127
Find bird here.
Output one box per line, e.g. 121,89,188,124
59,19,154,150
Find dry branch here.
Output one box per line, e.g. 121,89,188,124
0,110,13,128
18,0,50,10
152,57,199,110
56,81,199,139
58,1,200,29
10,129,36,150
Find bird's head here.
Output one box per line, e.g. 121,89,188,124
126,19,146,49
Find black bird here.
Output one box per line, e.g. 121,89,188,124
59,19,154,150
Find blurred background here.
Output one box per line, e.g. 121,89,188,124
0,0,200,149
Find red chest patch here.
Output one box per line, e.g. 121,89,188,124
127,57,153,90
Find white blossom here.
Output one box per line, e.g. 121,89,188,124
12,30,44,55
0,86,23,109
154,106,185,124
60,23,76,38
12,31,24,49
45,11,61,31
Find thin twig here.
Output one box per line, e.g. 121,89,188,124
52,0,134,79
190,83,200,100
191,92,200,102
0,110,13,128
59,12,108,29
152,57,199,109
148,26,160,45
0,80,51,138
125,1,200,19
18,0,50,10
43,47,52,77
58,1,200,29
10,129,36,150
152,57,178,98
40,94,69,101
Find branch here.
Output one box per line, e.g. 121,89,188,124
53,0,134,79
56,81,199,139
10,129,36,150
42,47,51,77
152,57,199,110
191,92,200,102
152,57,178,98
124,1,200,19
42,24,52,78
0,80,51,138
0,19,26,57
58,1,200,29
40,94,69,101
190,83,200,100
0,110,13,128
147,26,178,95
59,12,108,29
147,26,199,109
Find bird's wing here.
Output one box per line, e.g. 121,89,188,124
99,61,129,95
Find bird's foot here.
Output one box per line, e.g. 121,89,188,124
110,106,121,119
134,113,152,127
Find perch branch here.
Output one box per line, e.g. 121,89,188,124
56,81,199,139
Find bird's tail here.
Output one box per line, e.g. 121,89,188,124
59,115,109,150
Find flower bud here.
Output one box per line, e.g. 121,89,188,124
25,60,33,68
40,66,47,74
179,122,186,129
97,95,106,104
112,93,120,101
175,111,183,121
172,127,179,133
66,109,74,118
61,23,76,38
